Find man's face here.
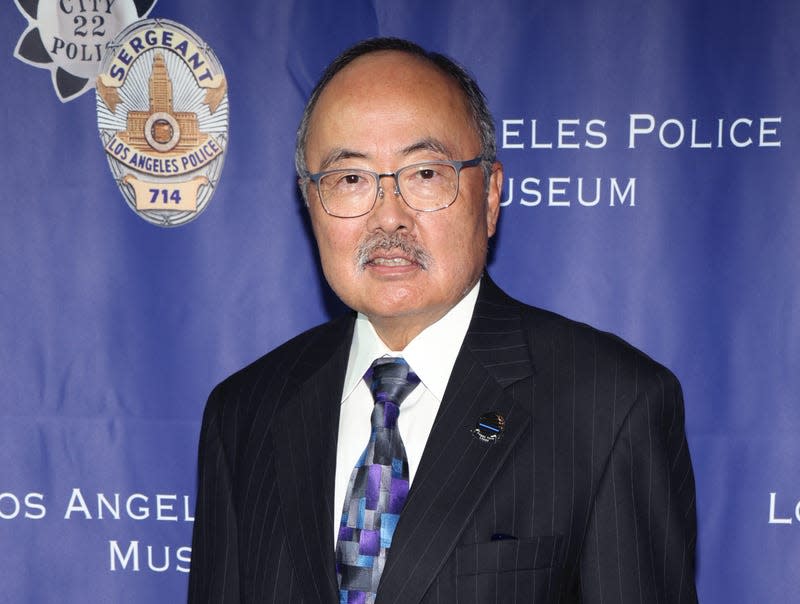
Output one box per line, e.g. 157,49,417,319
303,51,502,347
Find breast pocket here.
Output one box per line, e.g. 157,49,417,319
455,536,563,603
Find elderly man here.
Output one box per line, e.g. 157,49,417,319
188,38,698,603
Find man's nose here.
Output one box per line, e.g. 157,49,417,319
367,176,412,231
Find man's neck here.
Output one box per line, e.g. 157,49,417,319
369,311,448,350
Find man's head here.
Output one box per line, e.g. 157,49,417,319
296,38,503,349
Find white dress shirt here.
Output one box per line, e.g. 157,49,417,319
333,281,480,544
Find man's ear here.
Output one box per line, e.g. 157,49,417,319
486,161,503,237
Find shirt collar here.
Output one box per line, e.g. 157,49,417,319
342,279,480,402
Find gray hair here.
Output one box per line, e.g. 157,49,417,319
294,37,496,187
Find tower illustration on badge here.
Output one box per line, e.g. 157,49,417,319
96,19,229,227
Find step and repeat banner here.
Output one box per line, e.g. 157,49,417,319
1,1,797,602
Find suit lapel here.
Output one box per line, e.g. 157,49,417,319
377,278,535,604
270,316,353,604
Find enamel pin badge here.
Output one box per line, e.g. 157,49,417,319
472,411,506,443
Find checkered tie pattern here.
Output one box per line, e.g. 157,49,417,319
335,357,420,604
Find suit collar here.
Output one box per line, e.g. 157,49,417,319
464,275,534,388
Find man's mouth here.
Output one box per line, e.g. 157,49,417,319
369,256,414,266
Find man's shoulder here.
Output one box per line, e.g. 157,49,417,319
488,281,677,384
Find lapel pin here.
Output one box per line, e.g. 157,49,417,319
472,411,505,443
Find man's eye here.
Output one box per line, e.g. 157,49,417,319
410,166,448,183
328,172,367,189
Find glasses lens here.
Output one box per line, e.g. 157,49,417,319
398,163,458,211
318,170,376,217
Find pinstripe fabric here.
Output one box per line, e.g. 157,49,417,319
188,277,697,603
189,315,352,603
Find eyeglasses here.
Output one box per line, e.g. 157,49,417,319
306,156,485,218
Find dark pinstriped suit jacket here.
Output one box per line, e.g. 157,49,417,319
188,277,698,603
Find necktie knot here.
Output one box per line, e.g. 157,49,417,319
365,357,420,409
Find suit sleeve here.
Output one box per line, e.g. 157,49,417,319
579,370,698,603
188,386,241,603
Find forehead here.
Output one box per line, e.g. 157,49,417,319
306,51,476,161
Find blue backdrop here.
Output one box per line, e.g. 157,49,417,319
1,1,797,602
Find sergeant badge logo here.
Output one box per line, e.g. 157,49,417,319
96,19,228,227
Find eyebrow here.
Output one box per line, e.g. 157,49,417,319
401,138,453,158
316,138,455,172
317,148,368,171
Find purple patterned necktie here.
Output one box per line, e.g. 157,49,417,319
336,357,420,604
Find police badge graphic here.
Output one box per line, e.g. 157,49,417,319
96,19,229,226
14,0,158,102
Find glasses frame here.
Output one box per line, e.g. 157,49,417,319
306,155,486,218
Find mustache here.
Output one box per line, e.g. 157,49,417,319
357,232,433,271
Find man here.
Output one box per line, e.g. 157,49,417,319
188,38,698,603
